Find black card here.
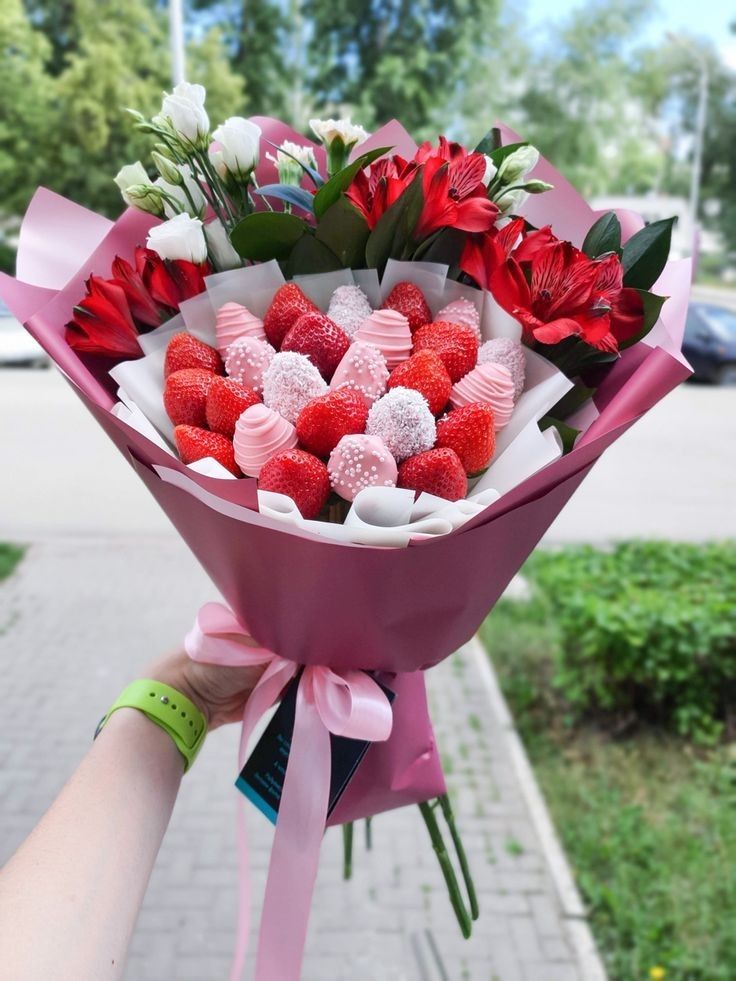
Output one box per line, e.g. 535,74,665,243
236,672,395,824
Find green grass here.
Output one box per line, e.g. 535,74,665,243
480,591,736,981
0,544,25,581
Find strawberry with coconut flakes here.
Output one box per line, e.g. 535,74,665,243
296,389,369,459
398,447,467,501
263,282,318,348
174,425,239,476
259,449,331,519
413,320,478,383
387,350,451,415
281,311,350,380
382,282,432,334
164,368,215,427
164,333,223,378
206,376,261,438
436,402,496,474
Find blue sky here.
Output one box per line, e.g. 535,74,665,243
525,0,734,65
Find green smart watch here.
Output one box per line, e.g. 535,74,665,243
95,679,207,772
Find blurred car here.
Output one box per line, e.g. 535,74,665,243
0,299,49,368
683,302,736,385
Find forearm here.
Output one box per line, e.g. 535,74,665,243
0,708,184,980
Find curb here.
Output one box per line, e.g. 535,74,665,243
468,636,608,981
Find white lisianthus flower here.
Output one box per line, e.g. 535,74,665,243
147,213,208,264
156,164,206,218
211,117,262,177
497,145,540,185
495,188,529,215
482,155,497,187
266,140,317,185
115,162,152,207
160,82,209,146
204,219,241,271
309,117,368,150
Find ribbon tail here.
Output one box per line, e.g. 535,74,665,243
229,661,297,981
255,681,331,980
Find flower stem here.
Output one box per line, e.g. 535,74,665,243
438,794,479,921
342,822,354,880
364,816,373,851
418,797,476,938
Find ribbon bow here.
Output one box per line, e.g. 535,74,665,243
185,602,393,980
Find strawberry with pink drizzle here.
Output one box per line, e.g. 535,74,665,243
450,362,515,430
233,403,298,477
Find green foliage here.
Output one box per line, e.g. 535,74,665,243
0,543,25,581
487,542,736,743
481,549,736,978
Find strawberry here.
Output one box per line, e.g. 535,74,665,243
281,311,350,380
174,425,239,476
258,449,331,519
164,368,215,427
387,350,451,415
397,448,467,501
413,321,479,383
206,376,261,438
263,283,318,349
382,282,432,334
436,403,496,475
296,389,369,458
164,332,223,378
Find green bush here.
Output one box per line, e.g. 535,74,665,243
524,542,736,743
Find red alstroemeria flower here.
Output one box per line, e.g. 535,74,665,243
66,275,141,358
491,241,644,353
513,225,557,265
413,135,468,165
415,153,498,240
111,249,163,328
140,249,211,310
346,156,411,229
460,218,526,291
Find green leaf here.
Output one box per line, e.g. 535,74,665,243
230,212,307,262
315,198,370,268
312,146,391,219
583,212,622,258
365,173,423,271
475,127,502,155
284,234,343,276
539,416,580,454
621,217,676,290
619,290,668,350
412,227,465,266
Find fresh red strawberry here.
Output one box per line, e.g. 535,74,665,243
436,403,496,474
258,449,331,519
413,321,479,383
296,389,369,458
397,447,467,501
387,350,451,415
206,376,261,438
382,282,432,334
263,283,318,349
164,332,223,378
281,311,350,380
174,425,239,476
164,368,215,427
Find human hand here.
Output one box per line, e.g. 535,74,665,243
145,649,264,731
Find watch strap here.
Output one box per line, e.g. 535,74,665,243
95,679,207,771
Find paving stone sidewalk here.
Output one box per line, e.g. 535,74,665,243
0,540,604,980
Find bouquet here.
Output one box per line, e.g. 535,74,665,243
1,82,691,979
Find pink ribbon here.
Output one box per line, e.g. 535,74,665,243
185,602,393,980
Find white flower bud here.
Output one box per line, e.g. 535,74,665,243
482,155,497,187
211,117,262,178
204,219,241,271
155,164,206,219
115,162,151,207
497,145,540,185
146,213,208,264
125,184,165,218
266,140,317,186
160,82,209,146
495,188,529,215
309,117,368,150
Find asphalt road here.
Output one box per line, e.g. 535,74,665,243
1,367,734,542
